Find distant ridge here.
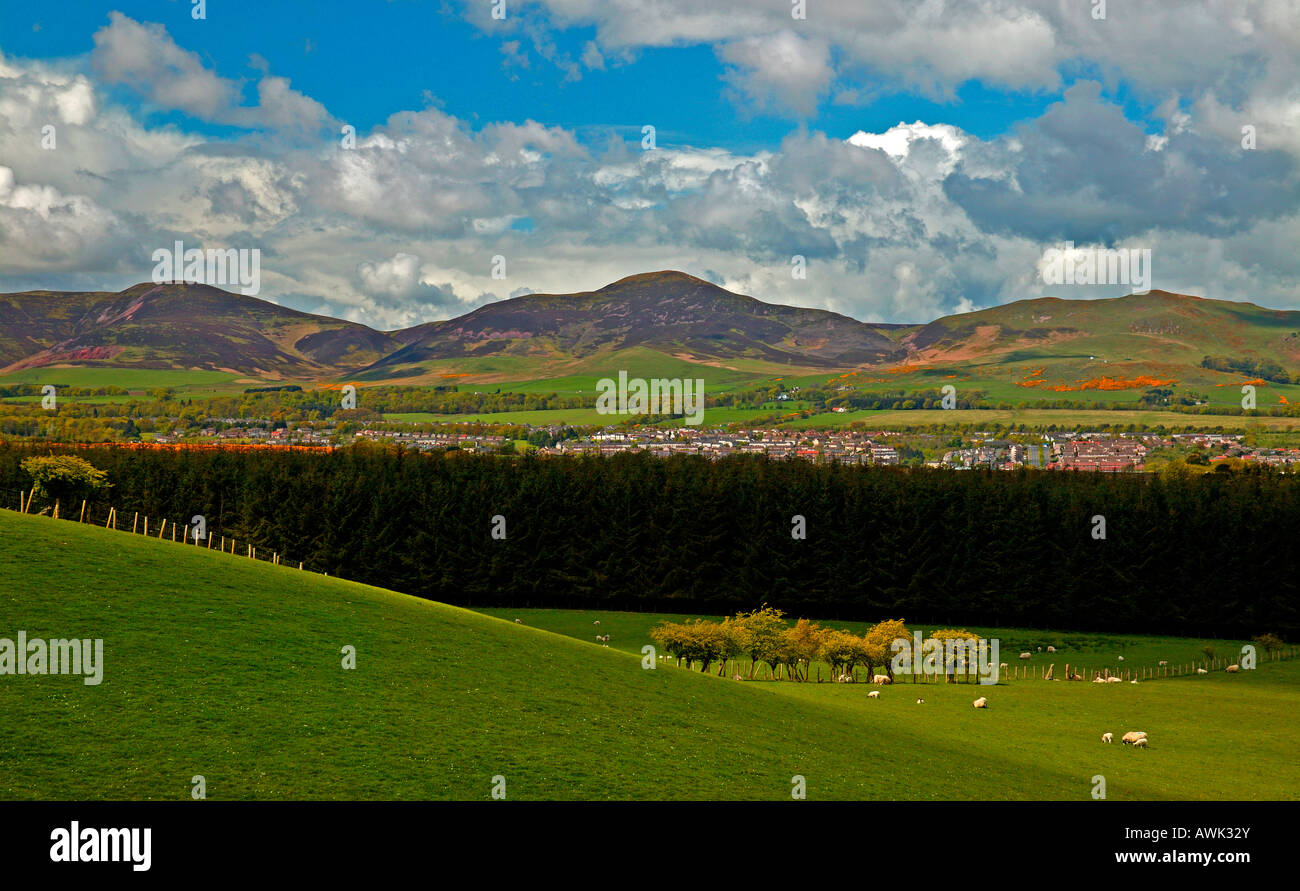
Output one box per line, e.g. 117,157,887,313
4,274,1300,389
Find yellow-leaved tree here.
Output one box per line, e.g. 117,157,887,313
866,618,909,681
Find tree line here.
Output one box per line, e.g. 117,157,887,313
1,442,1296,637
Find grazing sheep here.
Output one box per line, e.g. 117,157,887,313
1197,668,1208,674
593,620,600,625
1102,732,1113,743
1019,652,1031,660
1130,679,1138,684
915,698,925,704
1107,676,1122,683
1117,656,1125,661
867,691,880,699
1121,731,1147,745
1037,646,1042,652
1158,660,1168,666
1226,664,1240,673
733,675,744,681
872,674,892,685
999,662,1008,670
1133,738,1148,748
973,697,987,708
514,618,522,624
1047,646,1057,653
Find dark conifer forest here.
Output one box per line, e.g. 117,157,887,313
2,442,1294,638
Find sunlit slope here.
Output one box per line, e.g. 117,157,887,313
1,510,1296,800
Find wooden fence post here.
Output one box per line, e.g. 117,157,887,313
79,500,86,523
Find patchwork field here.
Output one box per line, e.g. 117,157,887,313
2,510,1296,800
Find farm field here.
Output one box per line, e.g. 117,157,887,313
387,405,1300,432
472,608,1263,678
1,508,1296,801
0,366,260,395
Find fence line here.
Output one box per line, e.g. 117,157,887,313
11,489,312,577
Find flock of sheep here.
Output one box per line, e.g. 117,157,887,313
507,619,1260,755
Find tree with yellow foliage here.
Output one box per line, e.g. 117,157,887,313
866,618,909,681
733,605,788,679
929,628,981,683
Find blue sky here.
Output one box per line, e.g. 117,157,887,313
1,0,1069,149
0,1,1297,328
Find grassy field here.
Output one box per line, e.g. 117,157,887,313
2,509,1296,800
0,366,258,395
387,405,1300,432
472,608,1263,677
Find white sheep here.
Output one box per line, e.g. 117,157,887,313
867,691,880,699
1226,664,1240,673
1133,738,1148,748
514,618,522,624
1047,646,1057,653
1158,660,1168,666
915,698,925,704
1130,679,1138,684
1092,676,1107,684
1019,652,1031,660
973,697,987,708
593,620,600,625
872,674,892,685
733,675,744,681
1101,732,1113,743
1121,731,1146,745
999,662,1008,670
1107,676,1122,683
1197,668,1208,674
1117,655,1125,661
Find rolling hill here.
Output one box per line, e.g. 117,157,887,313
2,507,1298,800
5,274,1300,403
0,282,401,377
360,271,904,379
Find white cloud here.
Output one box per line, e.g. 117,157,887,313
4,12,1300,330
91,13,332,137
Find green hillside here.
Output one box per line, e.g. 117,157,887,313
2,509,1297,800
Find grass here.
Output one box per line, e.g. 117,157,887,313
388,405,1300,432
0,367,250,393
2,510,1296,800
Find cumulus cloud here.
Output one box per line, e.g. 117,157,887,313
718,31,833,117
463,0,1300,140
3,10,1300,329
91,13,332,137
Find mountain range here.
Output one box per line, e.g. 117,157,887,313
3,271,1299,394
